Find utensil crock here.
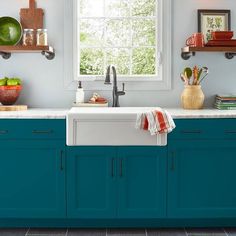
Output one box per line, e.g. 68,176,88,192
181,85,205,109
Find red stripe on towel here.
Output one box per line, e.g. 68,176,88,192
143,115,149,130
156,111,167,133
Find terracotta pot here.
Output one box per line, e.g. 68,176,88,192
181,85,205,110
0,85,22,105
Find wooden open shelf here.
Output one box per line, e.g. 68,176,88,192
181,46,236,60
0,45,55,60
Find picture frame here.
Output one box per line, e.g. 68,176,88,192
198,9,231,42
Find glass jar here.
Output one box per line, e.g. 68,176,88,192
22,29,34,46
36,29,48,46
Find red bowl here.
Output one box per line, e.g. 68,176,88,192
0,85,22,105
211,31,234,40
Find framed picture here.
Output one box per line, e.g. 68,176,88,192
198,9,231,42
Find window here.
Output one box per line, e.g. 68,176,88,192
73,0,171,89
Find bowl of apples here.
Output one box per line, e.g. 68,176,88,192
0,77,22,105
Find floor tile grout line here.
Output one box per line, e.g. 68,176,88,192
25,227,30,236
223,228,229,236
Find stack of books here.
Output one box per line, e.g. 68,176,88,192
215,95,236,110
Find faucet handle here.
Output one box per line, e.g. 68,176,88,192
122,83,125,92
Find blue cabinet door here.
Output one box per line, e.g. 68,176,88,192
168,140,236,218
117,147,167,218
67,147,117,218
0,141,66,218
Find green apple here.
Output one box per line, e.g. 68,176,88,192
7,79,18,86
0,78,8,86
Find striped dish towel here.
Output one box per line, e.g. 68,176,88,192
135,109,176,146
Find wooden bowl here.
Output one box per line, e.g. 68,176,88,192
0,85,22,105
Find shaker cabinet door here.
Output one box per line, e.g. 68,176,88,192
67,147,117,218
0,141,66,218
168,140,236,218
117,147,167,218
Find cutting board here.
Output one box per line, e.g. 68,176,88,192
0,105,28,111
20,0,44,30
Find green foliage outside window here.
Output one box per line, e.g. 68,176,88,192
79,0,157,77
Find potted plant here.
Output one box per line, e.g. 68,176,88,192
180,66,209,109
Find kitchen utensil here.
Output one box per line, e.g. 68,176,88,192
199,67,209,84
186,33,205,47
0,105,27,111
20,0,44,32
0,17,22,45
180,73,189,85
0,85,22,105
211,31,234,40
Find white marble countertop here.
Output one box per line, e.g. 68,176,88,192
0,109,68,119
0,108,236,119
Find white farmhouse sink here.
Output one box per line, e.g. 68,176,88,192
66,107,163,146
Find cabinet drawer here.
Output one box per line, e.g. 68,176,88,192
0,119,65,140
169,119,236,140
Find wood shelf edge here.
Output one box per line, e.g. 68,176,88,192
182,46,236,53
0,45,55,60
0,45,53,53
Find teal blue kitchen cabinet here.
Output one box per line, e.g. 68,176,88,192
67,146,167,219
0,140,66,218
0,119,66,219
67,147,117,218
168,140,236,218
117,147,167,218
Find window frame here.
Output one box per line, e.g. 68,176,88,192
65,0,172,91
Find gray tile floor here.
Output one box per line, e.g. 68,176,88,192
0,228,235,236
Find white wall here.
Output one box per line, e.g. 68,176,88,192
0,0,236,108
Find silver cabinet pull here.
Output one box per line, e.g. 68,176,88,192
181,130,202,134
0,130,8,135
60,150,64,171
171,151,175,171
120,159,123,177
111,158,115,177
32,130,53,134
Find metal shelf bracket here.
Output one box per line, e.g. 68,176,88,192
0,52,11,60
225,52,236,60
181,51,196,60
41,46,55,60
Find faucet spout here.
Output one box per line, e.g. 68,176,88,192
104,65,125,107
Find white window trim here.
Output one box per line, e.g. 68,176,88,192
63,0,172,91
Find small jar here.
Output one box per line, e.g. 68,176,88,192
37,29,48,46
22,29,34,46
